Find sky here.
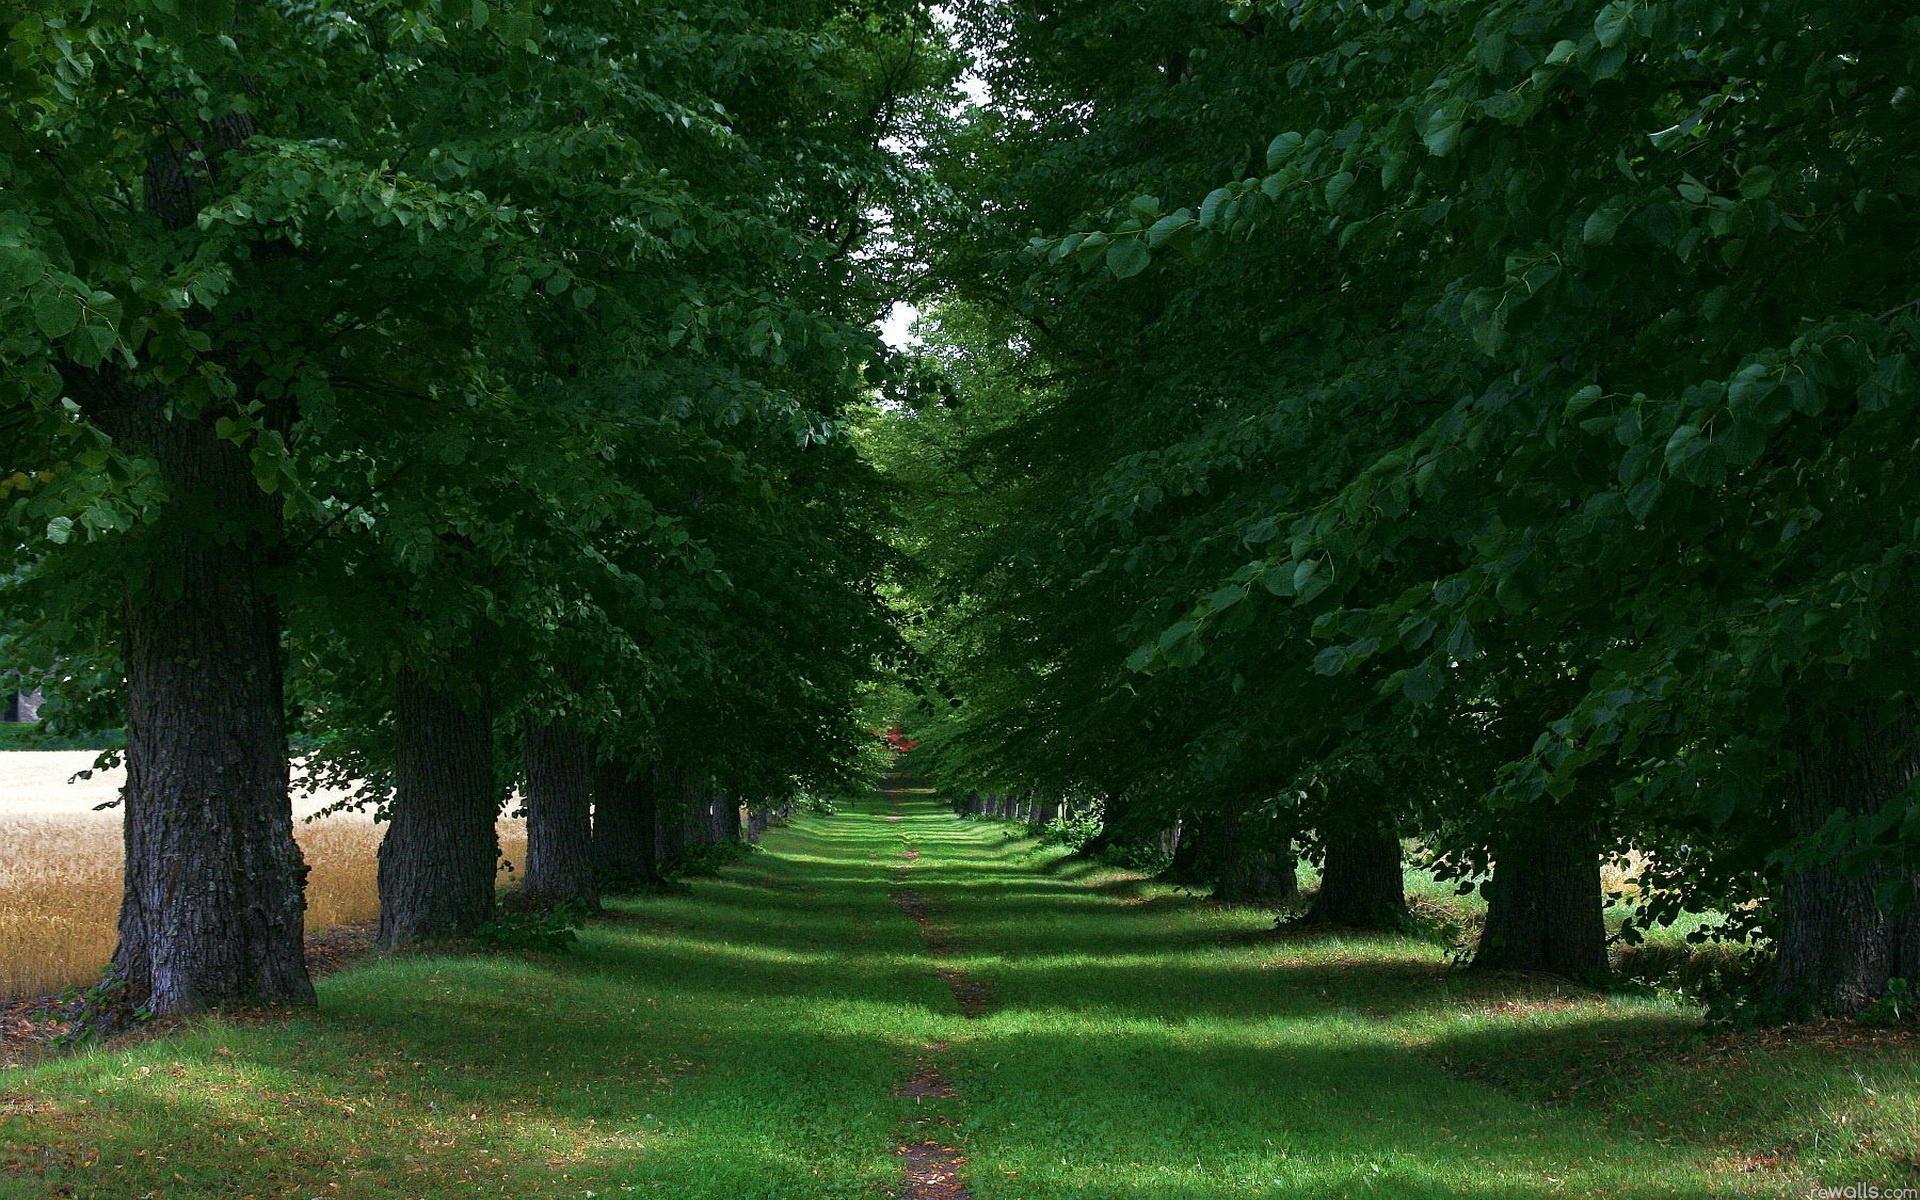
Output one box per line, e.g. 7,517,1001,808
880,301,920,351
876,52,988,354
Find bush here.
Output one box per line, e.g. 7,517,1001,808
475,902,586,954
1102,839,1172,876
1035,811,1102,852
666,838,758,878
1860,977,1915,1026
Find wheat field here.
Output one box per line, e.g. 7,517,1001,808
0,752,527,999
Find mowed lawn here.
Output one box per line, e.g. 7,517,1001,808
4,796,1917,1199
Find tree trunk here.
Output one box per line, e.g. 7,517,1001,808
1304,818,1407,928
1165,813,1212,885
652,767,687,867
593,762,661,893
711,787,739,842
102,389,313,1017
377,660,499,946
1769,705,1920,1016
681,776,713,848
1076,793,1130,857
1213,802,1300,904
1470,812,1608,980
522,719,598,910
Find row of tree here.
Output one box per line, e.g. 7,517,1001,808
876,0,1920,1018
2,1,951,1017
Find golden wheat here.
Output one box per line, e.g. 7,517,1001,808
0,812,529,1000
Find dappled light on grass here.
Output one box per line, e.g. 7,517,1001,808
2,798,1916,1198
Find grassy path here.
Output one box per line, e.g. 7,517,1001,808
4,794,1916,1198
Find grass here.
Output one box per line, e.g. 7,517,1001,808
3,794,1916,1198
0,814,529,998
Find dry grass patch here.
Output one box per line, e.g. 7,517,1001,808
0,814,528,999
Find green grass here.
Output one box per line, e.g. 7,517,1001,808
4,795,1916,1198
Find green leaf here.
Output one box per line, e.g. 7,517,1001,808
1582,206,1623,245
1445,618,1477,661
1738,165,1777,199
1145,209,1192,248
1544,39,1578,65
0,247,42,293
1402,662,1442,705
1564,384,1605,419
32,288,81,339
1198,187,1232,228
1205,584,1247,613
1106,240,1150,280
45,516,73,545
1478,92,1524,121
1664,423,1700,458
1593,1,1632,48
1422,104,1465,158
1157,619,1197,650
1266,132,1304,169
1312,645,1348,675
1626,477,1663,521
1324,171,1356,209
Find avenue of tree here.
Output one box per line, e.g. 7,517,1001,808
3,0,1917,1026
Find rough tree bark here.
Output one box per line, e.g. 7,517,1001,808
1165,812,1212,886
681,775,714,849
651,766,687,867
1304,817,1408,928
377,660,499,946
97,385,314,1017
711,787,740,842
81,99,313,1018
522,719,599,910
1769,705,1920,1016
1469,811,1608,980
1212,802,1300,904
592,762,661,893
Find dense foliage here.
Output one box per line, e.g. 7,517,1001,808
881,0,1920,1017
